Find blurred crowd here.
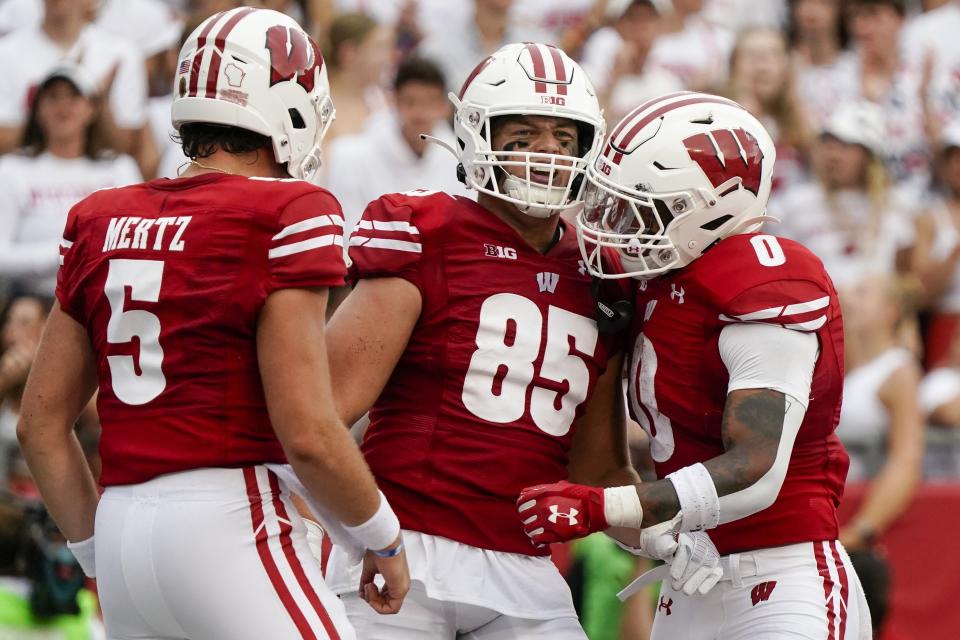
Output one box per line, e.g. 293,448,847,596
2,0,960,636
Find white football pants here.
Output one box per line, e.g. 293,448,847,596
651,540,872,640
95,466,354,640
341,582,587,640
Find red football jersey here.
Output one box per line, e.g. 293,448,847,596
627,233,849,554
56,173,346,486
349,190,621,556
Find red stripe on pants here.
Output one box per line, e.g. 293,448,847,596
267,471,342,640
814,541,837,640
829,541,849,640
244,467,317,640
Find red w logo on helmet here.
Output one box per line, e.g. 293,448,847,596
265,25,323,92
683,128,764,196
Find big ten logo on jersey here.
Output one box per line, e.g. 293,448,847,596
484,244,517,260
102,216,192,253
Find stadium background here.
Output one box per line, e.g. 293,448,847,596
0,0,957,638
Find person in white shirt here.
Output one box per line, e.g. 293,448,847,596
790,0,859,131
847,0,933,191
323,56,472,235
0,0,148,156
0,65,141,296
835,274,923,636
579,0,683,123
902,0,960,121
772,101,916,288
417,0,552,94
646,0,733,90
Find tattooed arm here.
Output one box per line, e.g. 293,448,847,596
612,324,816,543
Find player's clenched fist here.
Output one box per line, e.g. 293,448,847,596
518,481,646,545
517,481,609,545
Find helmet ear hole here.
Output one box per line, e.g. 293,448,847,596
288,108,306,129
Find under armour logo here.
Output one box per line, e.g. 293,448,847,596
751,581,777,606
537,272,559,293
670,284,685,304
658,596,673,615
638,279,648,292
577,260,587,276
547,504,579,525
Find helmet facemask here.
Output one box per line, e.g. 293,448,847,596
455,102,598,218
577,172,709,279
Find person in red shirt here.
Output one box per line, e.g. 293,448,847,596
323,42,656,639
16,8,408,640
518,92,873,639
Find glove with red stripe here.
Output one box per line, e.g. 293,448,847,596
517,481,609,545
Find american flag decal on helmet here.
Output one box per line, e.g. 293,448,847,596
521,43,571,96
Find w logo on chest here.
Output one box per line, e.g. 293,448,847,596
537,272,559,293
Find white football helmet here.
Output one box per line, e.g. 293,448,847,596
451,42,605,218
577,92,776,279
171,8,335,182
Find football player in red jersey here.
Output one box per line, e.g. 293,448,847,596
518,92,874,640
16,9,408,640
321,42,670,639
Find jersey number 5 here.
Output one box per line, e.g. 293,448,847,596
104,259,167,405
462,293,598,437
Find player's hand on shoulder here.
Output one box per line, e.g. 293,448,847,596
517,480,609,546
360,535,410,615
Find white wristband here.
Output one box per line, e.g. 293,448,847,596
343,491,400,551
603,486,644,529
67,535,96,578
667,463,720,532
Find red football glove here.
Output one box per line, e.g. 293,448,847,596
517,481,609,546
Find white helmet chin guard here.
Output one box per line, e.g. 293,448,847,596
577,92,776,279
451,42,605,218
171,8,335,183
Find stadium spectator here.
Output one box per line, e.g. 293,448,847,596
836,274,924,635
722,26,812,191
417,0,549,92
902,0,960,124
772,100,914,287
646,0,733,90
910,121,960,367
0,0,148,157
324,12,394,142
0,295,49,487
579,0,683,123
847,0,933,191
790,0,858,130
323,56,470,235
0,65,141,296
919,334,960,426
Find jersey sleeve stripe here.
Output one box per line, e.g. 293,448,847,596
269,234,343,259
782,316,827,331
60,239,74,249
783,296,830,315
719,306,784,322
355,219,420,235
58,255,64,266
272,215,344,241
349,237,422,253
